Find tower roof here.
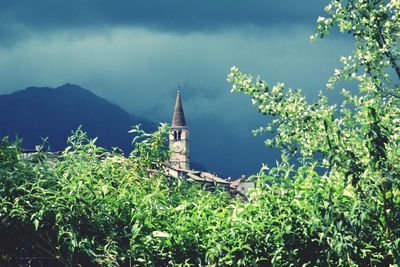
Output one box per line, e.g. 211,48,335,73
171,90,186,127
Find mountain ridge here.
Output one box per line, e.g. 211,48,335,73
0,83,156,155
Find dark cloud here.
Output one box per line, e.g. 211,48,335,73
179,82,223,102
0,0,329,44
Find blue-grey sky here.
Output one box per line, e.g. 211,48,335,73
0,1,353,177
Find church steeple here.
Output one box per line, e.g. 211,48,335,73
169,89,190,170
172,90,186,127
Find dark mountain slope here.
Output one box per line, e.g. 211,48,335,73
0,84,156,154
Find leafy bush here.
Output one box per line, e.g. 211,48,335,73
1,125,399,266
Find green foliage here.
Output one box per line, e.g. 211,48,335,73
311,0,400,97
1,126,398,266
129,123,170,174
1,126,271,266
226,0,400,265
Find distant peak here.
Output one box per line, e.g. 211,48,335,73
59,82,75,87
4,84,96,99
56,83,96,95
57,83,84,90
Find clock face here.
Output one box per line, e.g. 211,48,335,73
174,142,184,153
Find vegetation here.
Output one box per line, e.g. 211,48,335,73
1,0,399,266
227,0,400,265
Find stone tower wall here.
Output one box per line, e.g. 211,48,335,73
169,127,190,170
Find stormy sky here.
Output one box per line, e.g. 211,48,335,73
0,1,353,177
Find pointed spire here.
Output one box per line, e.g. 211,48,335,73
171,89,186,127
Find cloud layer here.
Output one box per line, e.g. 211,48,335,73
0,1,354,176
0,1,326,41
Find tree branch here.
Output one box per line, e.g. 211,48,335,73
376,30,400,80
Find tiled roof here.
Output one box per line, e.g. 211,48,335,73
165,165,237,189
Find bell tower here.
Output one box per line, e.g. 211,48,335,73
169,90,190,170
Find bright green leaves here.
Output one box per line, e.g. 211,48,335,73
129,123,169,174
313,0,400,99
0,126,176,266
228,66,336,158
227,0,400,265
